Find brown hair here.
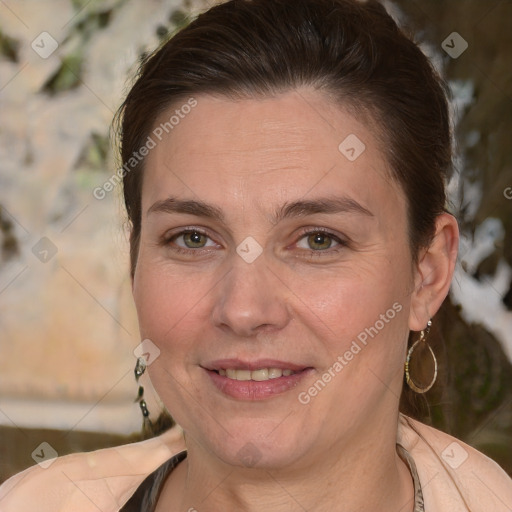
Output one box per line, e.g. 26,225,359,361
116,0,452,278
115,0,453,430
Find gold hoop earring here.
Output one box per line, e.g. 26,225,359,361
405,320,437,393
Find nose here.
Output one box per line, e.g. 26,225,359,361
211,255,291,338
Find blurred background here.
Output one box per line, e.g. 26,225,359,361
0,0,511,483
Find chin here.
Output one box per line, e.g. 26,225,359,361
197,418,311,470
221,440,302,470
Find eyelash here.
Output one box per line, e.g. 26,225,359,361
163,226,348,258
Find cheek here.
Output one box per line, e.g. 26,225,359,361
297,269,409,403
132,265,211,415
294,257,407,330
295,258,410,385
133,262,213,351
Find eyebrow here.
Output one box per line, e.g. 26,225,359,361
146,196,373,223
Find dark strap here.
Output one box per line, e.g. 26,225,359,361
120,450,187,512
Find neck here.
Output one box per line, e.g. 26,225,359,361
159,415,415,512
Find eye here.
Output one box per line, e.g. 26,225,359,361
296,229,344,252
168,229,217,250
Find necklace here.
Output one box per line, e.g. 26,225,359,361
397,443,425,512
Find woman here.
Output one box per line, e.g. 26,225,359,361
1,0,511,510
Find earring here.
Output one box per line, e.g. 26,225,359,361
134,357,152,425
405,320,437,393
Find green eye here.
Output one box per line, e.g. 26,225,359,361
295,229,346,257
307,232,334,250
182,231,208,248
165,229,215,250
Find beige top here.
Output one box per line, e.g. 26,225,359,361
0,414,511,511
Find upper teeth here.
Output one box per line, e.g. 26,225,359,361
219,368,295,381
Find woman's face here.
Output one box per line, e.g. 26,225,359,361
133,89,417,469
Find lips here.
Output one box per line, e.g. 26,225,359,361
202,359,313,400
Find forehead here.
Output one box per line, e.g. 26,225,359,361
141,89,403,218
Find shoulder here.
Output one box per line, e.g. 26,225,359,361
398,414,512,512
0,426,186,512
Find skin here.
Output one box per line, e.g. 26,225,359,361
132,88,459,511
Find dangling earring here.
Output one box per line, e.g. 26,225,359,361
405,320,437,393
134,357,152,428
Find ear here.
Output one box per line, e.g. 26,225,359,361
409,213,459,331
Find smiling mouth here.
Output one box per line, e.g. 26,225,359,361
204,363,313,400
214,368,298,381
